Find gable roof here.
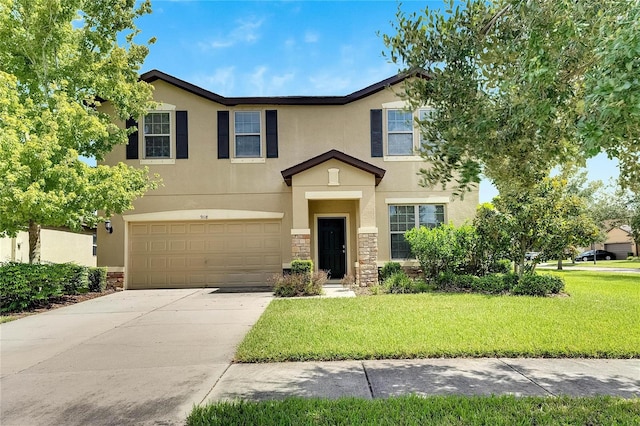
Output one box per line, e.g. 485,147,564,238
281,149,386,186
140,69,425,106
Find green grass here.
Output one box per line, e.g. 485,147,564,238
545,259,640,270
187,395,640,426
236,271,640,362
0,315,17,324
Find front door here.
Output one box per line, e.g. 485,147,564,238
317,218,346,279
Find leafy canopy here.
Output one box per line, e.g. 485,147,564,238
384,0,640,196
0,0,157,240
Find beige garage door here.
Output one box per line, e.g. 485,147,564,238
128,220,282,289
604,243,631,260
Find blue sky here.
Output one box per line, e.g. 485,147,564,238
132,0,619,201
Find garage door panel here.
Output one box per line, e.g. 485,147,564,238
128,219,282,289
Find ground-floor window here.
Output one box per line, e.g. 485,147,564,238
389,204,445,259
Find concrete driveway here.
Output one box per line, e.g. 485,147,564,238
0,288,272,426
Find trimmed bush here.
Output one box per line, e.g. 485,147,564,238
0,262,63,313
291,259,313,279
52,263,89,295
473,274,510,294
490,259,512,274
380,262,402,282
88,267,108,292
512,274,565,296
384,272,432,294
272,270,327,297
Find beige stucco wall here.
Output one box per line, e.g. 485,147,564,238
1,229,96,266
605,227,634,244
98,77,479,270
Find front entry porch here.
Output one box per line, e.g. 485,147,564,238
281,150,385,286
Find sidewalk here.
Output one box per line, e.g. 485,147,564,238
204,358,640,402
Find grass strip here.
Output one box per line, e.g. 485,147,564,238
236,271,640,362
187,395,640,426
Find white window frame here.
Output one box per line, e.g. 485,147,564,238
140,103,176,165
386,109,414,156
233,111,263,160
389,204,446,260
381,102,433,161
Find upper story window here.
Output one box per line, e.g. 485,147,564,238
234,111,261,158
143,112,171,158
387,109,413,156
384,107,435,158
389,204,445,259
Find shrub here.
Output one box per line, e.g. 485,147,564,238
502,272,520,291
473,274,510,294
380,262,402,282
272,270,326,297
291,259,313,280
435,272,475,292
405,223,476,280
489,259,512,274
512,274,565,296
0,262,63,313
50,263,89,295
88,267,108,292
383,272,414,294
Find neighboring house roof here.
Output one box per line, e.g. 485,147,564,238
619,225,632,234
140,69,426,106
281,149,386,186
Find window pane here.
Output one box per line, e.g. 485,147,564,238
387,110,412,131
419,205,445,228
388,133,413,155
389,205,415,232
236,135,261,157
144,113,170,135
391,234,412,259
235,111,260,134
145,136,170,158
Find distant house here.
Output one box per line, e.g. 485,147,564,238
595,225,638,259
97,70,479,289
0,227,97,267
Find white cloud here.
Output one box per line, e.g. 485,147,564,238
304,30,319,43
199,17,265,50
192,66,236,95
247,66,297,96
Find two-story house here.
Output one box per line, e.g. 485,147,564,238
98,70,478,289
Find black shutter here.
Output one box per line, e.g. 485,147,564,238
126,117,139,159
217,111,229,159
370,109,383,158
266,110,278,158
176,111,188,159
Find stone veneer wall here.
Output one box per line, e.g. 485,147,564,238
357,232,378,286
106,271,124,289
291,233,311,260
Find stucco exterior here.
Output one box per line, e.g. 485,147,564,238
98,71,478,288
0,229,96,267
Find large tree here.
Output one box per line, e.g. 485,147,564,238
0,0,157,263
475,177,600,276
383,0,640,196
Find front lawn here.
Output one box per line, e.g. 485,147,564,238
236,271,639,362
187,395,639,426
546,259,640,270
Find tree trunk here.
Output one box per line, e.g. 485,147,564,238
557,258,563,270
28,220,41,264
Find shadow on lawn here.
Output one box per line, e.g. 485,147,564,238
210,359,640,402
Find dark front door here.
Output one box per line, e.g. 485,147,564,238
318,218,346,279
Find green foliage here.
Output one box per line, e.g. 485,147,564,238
383,0,640,195
272,271,326,298
490,259,512,274
404,223,475,280
380,262,402,281
0,262,104,312
291,259,313,279
382,272,430,294
0,0,158,262
88,267,107,292
512,274,565,297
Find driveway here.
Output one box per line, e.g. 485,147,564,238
0,288,272,426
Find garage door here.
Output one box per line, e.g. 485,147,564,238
604,243,631,260
128,220,282,289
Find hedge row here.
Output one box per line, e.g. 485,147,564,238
0,263,107,313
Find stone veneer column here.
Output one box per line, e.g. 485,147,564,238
291,232,311,261
357,231,378,286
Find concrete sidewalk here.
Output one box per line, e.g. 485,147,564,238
205,358,640,402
